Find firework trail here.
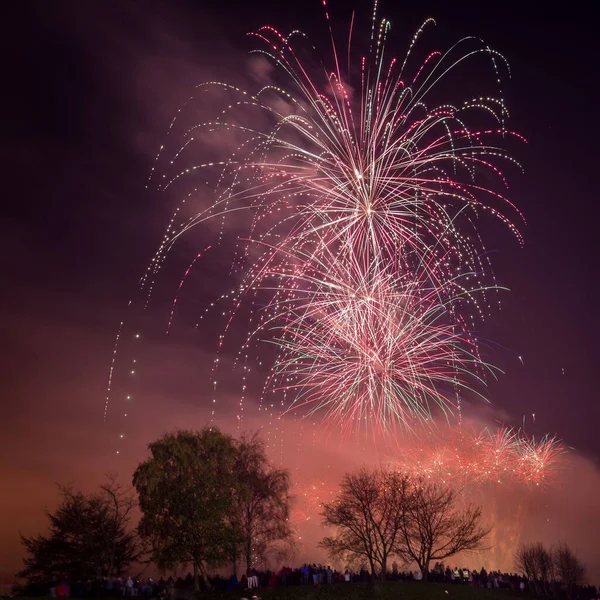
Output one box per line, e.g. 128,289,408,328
166,246,212,334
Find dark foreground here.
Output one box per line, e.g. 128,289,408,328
221,581,524,600
5,583,529,600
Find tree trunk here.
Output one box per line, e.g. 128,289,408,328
369,558,377,579
193,561,200,593
368,560,381,593
245,538,252,574
421,561,429,581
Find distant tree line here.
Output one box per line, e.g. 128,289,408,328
515,541,587,600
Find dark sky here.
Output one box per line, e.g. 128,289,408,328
1,0,599,582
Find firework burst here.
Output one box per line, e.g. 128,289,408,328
390,425,565,487
125,2,527,438
259,250,495,434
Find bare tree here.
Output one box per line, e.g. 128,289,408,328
396,481,489,581
320,468,410,579
536,543,554,595
554,542,586,600
515,542,539,583
100,474,145,577
516,542,553,594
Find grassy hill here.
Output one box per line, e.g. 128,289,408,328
6,581,527,600
195,582,523,600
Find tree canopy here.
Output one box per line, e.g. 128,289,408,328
232,432,294,573
133,428,240,590
18,476,142,588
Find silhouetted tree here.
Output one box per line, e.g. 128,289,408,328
516,542,553,594
396,481,489,581
232,432,293,573
515,542,541,591
536,542,555,594
320,468,411,579
133,428,239,591
516,541,586,598
554,542,586,600
18,476,142,586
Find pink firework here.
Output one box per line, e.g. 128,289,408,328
262,251,494,435
128,2,526,436
390,426,564,487
515,434,566,486
291,480,338,524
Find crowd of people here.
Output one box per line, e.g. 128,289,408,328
427,563,598,598
39,563,598,600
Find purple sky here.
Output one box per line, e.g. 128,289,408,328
1,0,599,584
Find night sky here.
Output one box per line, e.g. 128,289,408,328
1,0,599,583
